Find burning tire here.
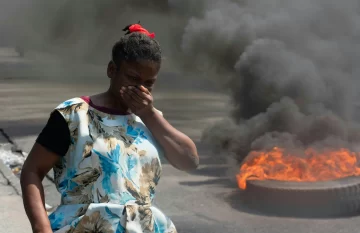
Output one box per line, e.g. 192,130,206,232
243,176,360,217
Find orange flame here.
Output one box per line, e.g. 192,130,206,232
236,147,360,189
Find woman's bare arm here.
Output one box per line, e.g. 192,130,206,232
140,109,199,171
20,143,61,233
121,85,199,171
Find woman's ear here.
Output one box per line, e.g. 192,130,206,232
107,61,118,78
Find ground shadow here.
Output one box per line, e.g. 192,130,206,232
0,119,45,138
173,140,240,193
189,165,229,177
179,177,234,188
171,215,237,233
225,189,360,219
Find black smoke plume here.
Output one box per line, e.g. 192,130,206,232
180,0,360,163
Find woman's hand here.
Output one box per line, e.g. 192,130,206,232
120,85,154,117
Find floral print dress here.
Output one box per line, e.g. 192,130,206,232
48,97,177,233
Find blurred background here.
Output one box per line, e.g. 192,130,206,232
0,0,209,85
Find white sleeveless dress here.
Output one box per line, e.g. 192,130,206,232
48,97,177,233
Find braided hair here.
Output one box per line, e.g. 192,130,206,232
111,23,161,67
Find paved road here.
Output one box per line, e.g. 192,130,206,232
1,48,360,233
0,157,31,232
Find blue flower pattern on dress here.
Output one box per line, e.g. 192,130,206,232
127,125,148,145
119,191,135,205
93,145,122,193
104,207,126,233
63,100,73,107
126,156,137,177
49,212,64,231
58,168,78,195
48,98,176,233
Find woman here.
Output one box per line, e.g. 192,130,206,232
20,23,199,233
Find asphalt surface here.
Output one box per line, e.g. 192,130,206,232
1,48,360,233
0,163,31,233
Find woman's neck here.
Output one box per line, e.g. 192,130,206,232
90,90,130,114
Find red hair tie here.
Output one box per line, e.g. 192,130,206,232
122,22,155,39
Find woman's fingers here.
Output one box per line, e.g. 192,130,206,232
121,90,139,109
124,86,152,102
127,88,144,103
138,85,150,94
120,86,153,114
121,87,150,110
131,86,151,99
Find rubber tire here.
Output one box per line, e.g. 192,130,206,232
243,176,360,217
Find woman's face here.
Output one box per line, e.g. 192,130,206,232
107,60,160,98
